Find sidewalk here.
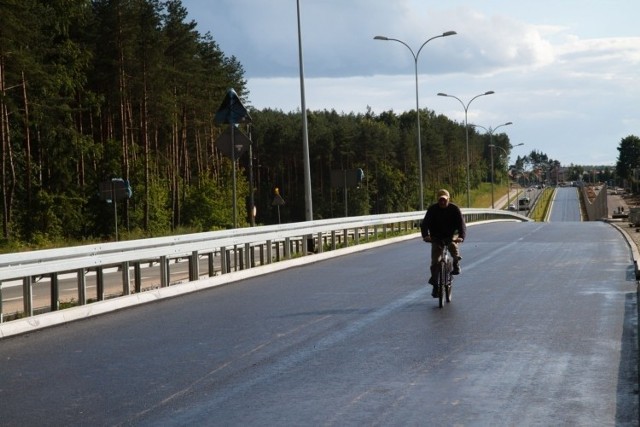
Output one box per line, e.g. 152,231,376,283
605,192,640,280
608,193,630,219
491,186,526,210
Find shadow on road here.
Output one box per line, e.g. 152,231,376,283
616,291,639,425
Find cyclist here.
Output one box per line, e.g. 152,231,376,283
420,189,466,297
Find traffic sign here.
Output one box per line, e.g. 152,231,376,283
272,187,285,206
331,169,364,188
99,178,132,202
215,126,251,159
214,88,252,125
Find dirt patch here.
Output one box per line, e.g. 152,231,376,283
585,186,598,203
623,193,640,208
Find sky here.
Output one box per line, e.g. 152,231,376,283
183,0,640,167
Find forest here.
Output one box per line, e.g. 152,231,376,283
1,0,615,249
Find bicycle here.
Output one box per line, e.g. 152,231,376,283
433,238,454,308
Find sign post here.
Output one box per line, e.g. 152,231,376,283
330,168,364,217
272,187,286,224
215,89,252,228
99,178,132,241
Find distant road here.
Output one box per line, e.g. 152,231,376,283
0,221,636,425
549,186,582,221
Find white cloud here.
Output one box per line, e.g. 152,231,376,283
184,0,640,165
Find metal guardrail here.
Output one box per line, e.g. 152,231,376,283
0,209,529,322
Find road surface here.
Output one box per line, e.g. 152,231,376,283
549,186,583,222
0,220,637,426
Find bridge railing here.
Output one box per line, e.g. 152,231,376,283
0,209,529,322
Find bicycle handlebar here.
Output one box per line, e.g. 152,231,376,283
423,236,462,245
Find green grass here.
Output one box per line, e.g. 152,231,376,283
455,182,511,208
529,187,554,221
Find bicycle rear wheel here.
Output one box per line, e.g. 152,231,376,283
438,262,445,308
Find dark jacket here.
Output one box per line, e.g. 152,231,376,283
420,202,466,240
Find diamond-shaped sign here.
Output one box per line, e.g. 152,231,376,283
215,126,250,159
215,88,252,125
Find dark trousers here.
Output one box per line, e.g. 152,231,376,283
430,241,460,279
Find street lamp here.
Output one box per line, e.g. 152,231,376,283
296,0,312,221
470,122,513,208
375,31,457,210
437,91,494,207
489,142,524,209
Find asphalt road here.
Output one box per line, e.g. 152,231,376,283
0,219,637,426
549,186,583,221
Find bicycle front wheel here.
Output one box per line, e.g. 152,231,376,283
438,262,445,308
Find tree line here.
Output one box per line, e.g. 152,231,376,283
1,0,585,249
1,0,248,246
616,135,640,191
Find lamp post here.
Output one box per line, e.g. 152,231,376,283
489,142,524,209
437,91,494,207
296,0,312,221
375,31,457,210
470,122,513,208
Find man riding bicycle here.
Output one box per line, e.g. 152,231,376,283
420,189,466,298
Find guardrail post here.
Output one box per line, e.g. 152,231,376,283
51,273,59,311
160,256,169,287
266,240,273,264
23,277,33,317
244,243,251,269
122,262,131,296
0,282,3,323
343,229,349,247
316,232,323,253
134,262,142,293
220,247,228,274
78,268,87,305
284,238,291,259
96,267,105,301
231,246,237,271
189,251,199,281
208,252,215,276
237,246,243,270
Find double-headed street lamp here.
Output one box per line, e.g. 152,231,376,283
374,31,457,210
437,91,494,207
470,122,513,208
489,142,524,209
